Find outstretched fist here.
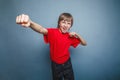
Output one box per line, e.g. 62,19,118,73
16,14,31,27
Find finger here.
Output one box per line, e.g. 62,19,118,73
16,16,19,24
69,33,73,37
24,15,29,23
25,22,30,27
17,15,22,24
21,23,30,28
20,14,25,23
21,23,28,27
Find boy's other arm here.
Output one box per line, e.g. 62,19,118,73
69,32,87,46
16,14,48,35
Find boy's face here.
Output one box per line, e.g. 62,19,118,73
59,20,72,33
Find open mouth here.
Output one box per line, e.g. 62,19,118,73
63,27,67,31
61,28,68,33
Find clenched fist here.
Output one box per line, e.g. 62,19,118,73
16,14,31,27
69,32,78,38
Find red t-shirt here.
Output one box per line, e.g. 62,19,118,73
44,28,80,64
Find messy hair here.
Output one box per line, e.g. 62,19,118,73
57,13,73,28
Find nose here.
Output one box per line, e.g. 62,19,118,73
64,22,68,27
64,24,67,27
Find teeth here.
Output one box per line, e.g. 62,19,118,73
63,28,66,30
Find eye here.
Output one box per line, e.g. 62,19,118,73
68,23,71,25
62,21,65,24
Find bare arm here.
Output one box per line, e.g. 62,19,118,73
69,32,87,46
16,14,48,35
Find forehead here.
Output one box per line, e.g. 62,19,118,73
60,15,72,21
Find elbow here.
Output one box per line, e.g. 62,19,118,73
81,42,87,46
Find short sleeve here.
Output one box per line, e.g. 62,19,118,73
44,34,48,43
43,28,50,44
70,37,80,48
43,28,54,44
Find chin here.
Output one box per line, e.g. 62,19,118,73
62,31,67,33
60,28,68,33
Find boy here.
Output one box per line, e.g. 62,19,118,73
16,13,87,80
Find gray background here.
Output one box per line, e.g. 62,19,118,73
0,0,120,80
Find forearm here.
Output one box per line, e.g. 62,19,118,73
30,21,42,33
30,20,47,35
76,34,87,46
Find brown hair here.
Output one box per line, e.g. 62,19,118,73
57,13,73,28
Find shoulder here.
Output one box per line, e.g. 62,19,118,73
46,28,59,34
47,28,59,32
47,28,58,30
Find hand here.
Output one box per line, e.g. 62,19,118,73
69,32,87,46
16,14,31,28
69,32,78,38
